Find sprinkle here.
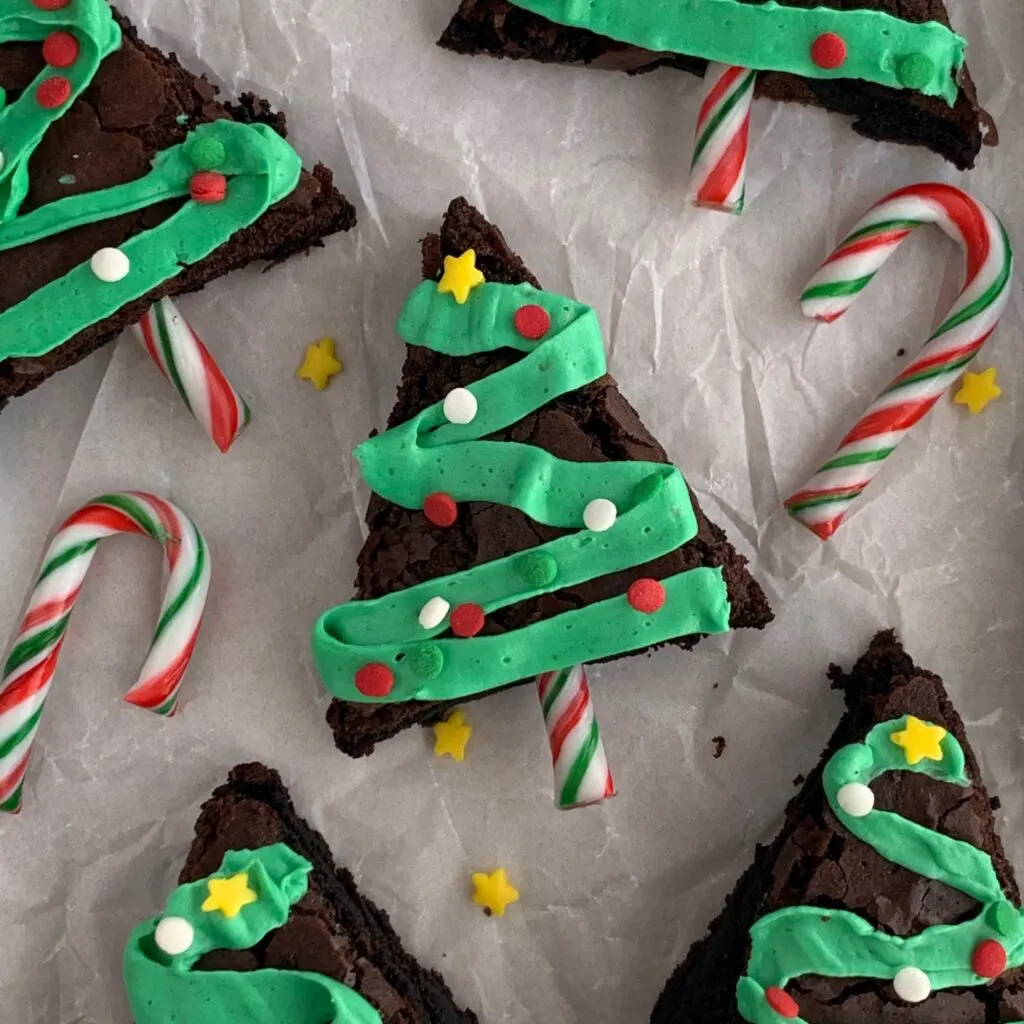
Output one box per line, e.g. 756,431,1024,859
890,716,946,765
354,663,394,697
36,76,71,109
836,782,875,818
201,872,257,919
810,32,846,69
583,498,617,532
897,53,935,90
893,966,931,1003
442,387,477,425
42,31,79,69
518,550,558,588
972,939,1007,979
409,642,444,679
296,338,342,391
418,596,450,630
437,250,485,305
154,917,194,956
433,709,472,761
514,304,551,340
954,368,1001,415
626,578,666,613
32,0,72,10
450,603,485,638
189,171,228,204
765,986,799,1018
471,868,519,917
423,492,458,527
90,247,130,282
189,137,227,170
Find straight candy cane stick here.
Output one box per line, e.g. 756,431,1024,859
786,183,1013,540
135,297,251,453
689,64,756,215
0,492,211,813
537,665,615,809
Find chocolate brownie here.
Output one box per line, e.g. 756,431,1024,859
326,198,772,756
439,0,994,170
176,762,478,1024
0,9,356,413
651,631,1024,1023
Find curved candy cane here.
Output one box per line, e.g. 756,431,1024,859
135,298,251,454
786,183,1013,540
0,492,211,813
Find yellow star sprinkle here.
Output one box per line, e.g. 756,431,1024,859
201,871,258,919
433,709,473,762
437,249,485,304
890,716,947,766
954,368,1001,415
297,338,343,391
471,868,519,917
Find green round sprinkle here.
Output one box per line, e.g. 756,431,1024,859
991,901,1021,939
897,53,935,91
518,550,558,588
189,137,227,171
632,473,664,505
409,642,444,679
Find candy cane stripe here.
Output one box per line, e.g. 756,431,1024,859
0,493,211,813
787,184,1013,540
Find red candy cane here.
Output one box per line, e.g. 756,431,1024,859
0,493,211,813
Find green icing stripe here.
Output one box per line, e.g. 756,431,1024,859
736,717,1024,1024
0,0,122,220
508,0,965,104
0,121,302,360
312,280,732,703
123,845,382,1024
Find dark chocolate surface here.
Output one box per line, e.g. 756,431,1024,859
0,10,356,412
651,631,1024,1023
327,198,772,756
438,0,993,170
181,762,478,1024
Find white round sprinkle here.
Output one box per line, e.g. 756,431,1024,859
90,247,130,282
154,916,194,956
583,498,617,532
893,967,930,1003
836,782,875,818
418,596,450,630
443,387,477,425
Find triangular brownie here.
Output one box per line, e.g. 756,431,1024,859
652,631,1024,1023
439,0,993,170
0,2,356,413
318,198,772,756
123,763,478,1023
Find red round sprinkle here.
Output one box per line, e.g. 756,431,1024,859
514,304,551,341
810,32,847,70
450,603,485,638
765,986,799,1019
972,939,1007,979
36,76,71,110
189,171,228,204
355,663,394,697
32,0,72,9
423,492,458,528
627,578,666,614
42,31,79,68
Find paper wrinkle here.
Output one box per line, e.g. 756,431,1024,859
1,0,1023,1020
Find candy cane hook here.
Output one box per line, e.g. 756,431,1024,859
785,183,1013,540
0,492,211,813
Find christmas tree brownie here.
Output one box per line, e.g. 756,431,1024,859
0,0,355,413
123,763,478,1024
314,198,772,756
651,631,1024,1023
439,0,994,171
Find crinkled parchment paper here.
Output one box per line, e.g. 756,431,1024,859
1,0,1022,1020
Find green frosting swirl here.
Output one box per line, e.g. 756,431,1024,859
737,718,1024,1023
123,845,381,1024
312,279,731,703
0,0,303,362
508,0,965,105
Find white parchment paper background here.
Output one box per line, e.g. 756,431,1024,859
1,0,1023,1020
